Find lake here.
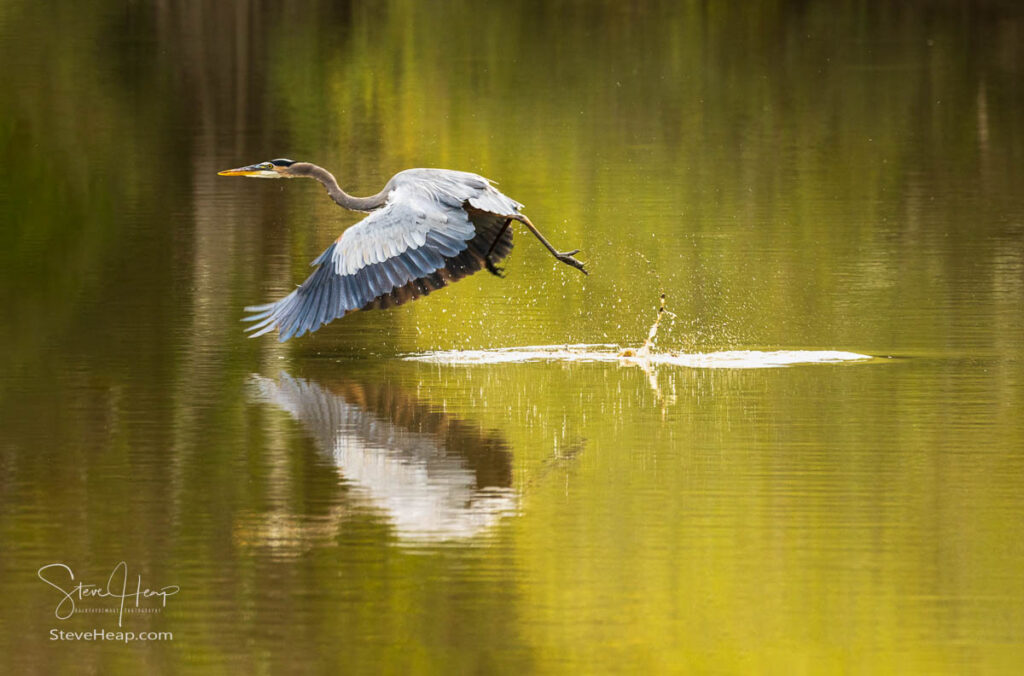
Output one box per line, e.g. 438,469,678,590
1,1,1023,672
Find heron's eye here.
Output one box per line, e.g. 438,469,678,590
260,162,274,170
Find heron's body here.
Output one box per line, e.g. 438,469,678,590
218,160,587,341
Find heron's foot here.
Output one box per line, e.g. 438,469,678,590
485,257,507,278
555,250,588,275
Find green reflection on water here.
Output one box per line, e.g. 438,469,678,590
1,0,1023,673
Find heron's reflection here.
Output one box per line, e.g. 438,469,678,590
252,371,517,543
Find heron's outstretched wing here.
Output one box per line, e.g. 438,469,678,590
243,183,515,341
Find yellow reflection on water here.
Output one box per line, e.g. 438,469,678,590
1,0,1023,673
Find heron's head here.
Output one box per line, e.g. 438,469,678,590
218,158,298,179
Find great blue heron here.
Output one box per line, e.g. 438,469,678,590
218,159,588,341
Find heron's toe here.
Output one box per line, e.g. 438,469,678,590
555,252,589,275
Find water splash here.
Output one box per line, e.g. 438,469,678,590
406,294,871,370
404,345,871,369
407,294,869,369
405,293,872,411
619,293,672,360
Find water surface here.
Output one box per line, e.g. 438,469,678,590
1,1,1023,673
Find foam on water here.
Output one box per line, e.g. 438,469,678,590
406,296,872,369
404,344,872,369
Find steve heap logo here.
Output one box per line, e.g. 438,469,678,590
37,562,180,627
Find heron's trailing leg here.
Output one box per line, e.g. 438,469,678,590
484,218,513,278
512,215,588,275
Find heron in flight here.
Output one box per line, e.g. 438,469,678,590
219,159,588,341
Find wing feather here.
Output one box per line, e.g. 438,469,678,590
243,171,520,341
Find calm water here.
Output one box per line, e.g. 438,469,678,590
2,1,1023,673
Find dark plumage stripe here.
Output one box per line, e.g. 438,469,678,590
364,210,513,311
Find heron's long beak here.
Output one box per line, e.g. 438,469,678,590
217,164,278,178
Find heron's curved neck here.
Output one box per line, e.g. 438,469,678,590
292,163,389,212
